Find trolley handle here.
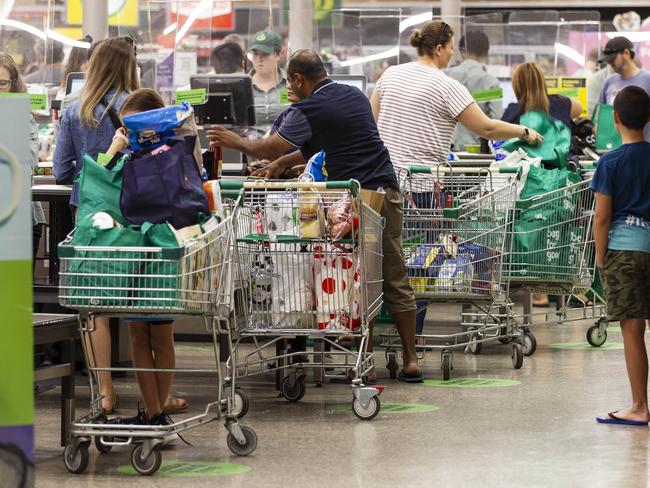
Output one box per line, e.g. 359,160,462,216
407,165,520,175
219,179,360,196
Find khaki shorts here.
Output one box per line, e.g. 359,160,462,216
379,187,416,314
600,249,650,321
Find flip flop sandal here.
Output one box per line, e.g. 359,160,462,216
596,411,649,426
163,396,189,415
397,370,424,383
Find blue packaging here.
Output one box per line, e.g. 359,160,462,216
122,102,193,151
304,150,328,182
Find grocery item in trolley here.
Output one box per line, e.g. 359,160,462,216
435,254,474,292
405,244,445,293
265,193,298,241
313,245,361,331
203,180,226,221
270,246,314,328
326,195,359,241
298,189,325,238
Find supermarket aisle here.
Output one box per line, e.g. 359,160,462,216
34,306,648,488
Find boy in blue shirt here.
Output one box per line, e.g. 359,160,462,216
591,86,650,426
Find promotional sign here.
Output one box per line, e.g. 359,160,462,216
169,1,234,32
67,0,139,27
546,77,588,117
0,97,34,481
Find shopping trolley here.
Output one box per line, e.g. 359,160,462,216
57,206,257,476
220,179,385,420
379,165,521,381
501,175,606,351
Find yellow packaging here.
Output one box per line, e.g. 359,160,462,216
298,189,325,239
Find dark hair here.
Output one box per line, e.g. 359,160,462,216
459,31,489,58
36,39,64,64
613,86,650,130
287,49,327,82
60,35,93,90
0,52,27,93
409,20,454,57
119,88,164,115
210,42,245,74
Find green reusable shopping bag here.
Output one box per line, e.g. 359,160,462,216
65,217,148,308
519,166,581,200
593,103,622,152
136,222,183,309
500,111,571,169
75,153,129,226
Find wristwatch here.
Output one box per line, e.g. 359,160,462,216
520,127,530,141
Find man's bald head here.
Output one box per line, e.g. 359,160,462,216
287,50,327,82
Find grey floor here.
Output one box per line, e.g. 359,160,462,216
34,303,649,488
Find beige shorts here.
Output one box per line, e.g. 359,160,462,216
380,187,416,314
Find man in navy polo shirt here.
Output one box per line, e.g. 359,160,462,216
207,50,423,382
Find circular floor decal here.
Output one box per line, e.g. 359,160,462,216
117,461,251,477
328,402,439,414
549,342,624,350
423,378,521,388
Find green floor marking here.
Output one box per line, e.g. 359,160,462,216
117,461,251,477
328,402,439,414
423,378,521,388
549,342,624,350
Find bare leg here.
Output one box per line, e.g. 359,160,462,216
149,324,175,409
391,310,420,375
611,318,650,422
85,316,114,413
128,322,162,419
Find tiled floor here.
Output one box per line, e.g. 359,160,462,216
34,303,648,487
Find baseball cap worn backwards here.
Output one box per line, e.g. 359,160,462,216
250,31,282,54
600,36,635,63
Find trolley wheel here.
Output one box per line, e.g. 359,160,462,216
522,332,537,357
95,436,113,454
232,388,249,419
511,343,524,369
468,331,482,355
441,353,452,381
352,395,381,421
227,425,258,456
63,441,90,474
131,444,162,476
386,352,398,380
281,374,306,402
587,324,607,348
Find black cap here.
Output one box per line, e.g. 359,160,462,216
600,36,635,63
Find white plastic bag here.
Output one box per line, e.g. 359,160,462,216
490,148,542,196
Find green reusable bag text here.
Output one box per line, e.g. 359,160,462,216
593,103,622,152
501,110,571,169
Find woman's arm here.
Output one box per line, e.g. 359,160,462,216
570,98,583,119
456,102,543,144
370,88,381,123
52,112,77,184
594,192,613,268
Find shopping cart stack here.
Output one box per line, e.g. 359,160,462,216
57,198,258,476
381,165,521,381
221,179,384,421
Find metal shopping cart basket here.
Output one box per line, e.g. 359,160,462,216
220,179,385,420
503,172,607,350
380,165,521,380
57,204,257,475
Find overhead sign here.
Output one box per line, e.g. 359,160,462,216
170,1,234,32
67,0,139,27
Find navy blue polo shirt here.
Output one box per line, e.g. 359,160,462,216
276,79,399,190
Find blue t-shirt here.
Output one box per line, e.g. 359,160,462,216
589,141,650,252
598,69,650,141
277,79,398,191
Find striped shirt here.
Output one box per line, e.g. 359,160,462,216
375,62,475,178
